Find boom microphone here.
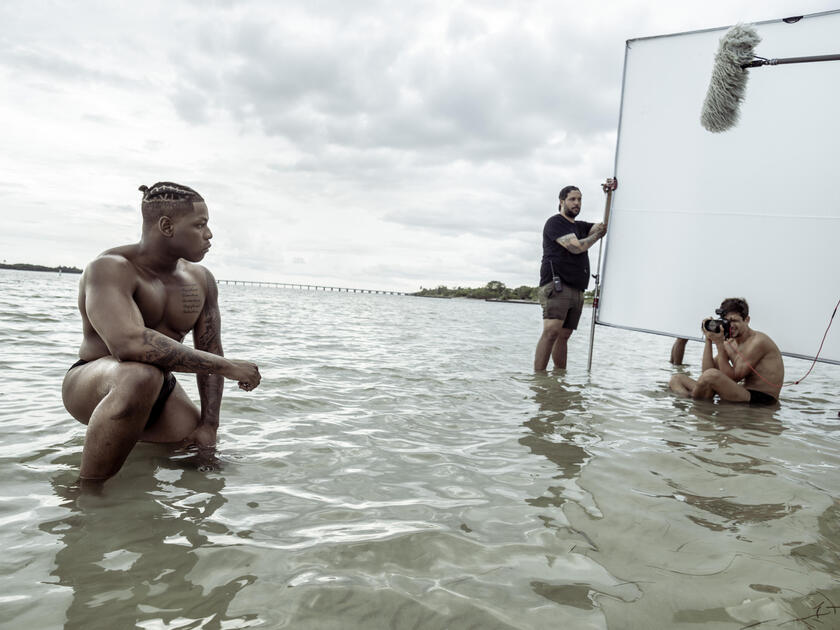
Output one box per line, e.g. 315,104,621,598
701,22,840,133
700,24,761,133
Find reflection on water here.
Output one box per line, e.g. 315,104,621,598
40,455,262,629
656,403,798,534
663,483,800,533
2,269,840,629
517,368,840,628
522,379,590,485
521,377,600,531
520,376,639,613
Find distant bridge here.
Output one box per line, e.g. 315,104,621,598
217,279,407,296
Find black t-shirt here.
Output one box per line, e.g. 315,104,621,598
539,214,594,290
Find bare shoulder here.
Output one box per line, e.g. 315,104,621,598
744,330,781,359
84,250,139,288
755,330,781,354
180,261,218,298
180,261,215,285
100,243,139,258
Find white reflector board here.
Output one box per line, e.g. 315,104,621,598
599,10,840,364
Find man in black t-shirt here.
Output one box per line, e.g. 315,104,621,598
534,185,607,370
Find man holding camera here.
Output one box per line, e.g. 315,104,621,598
533,184,607,370
669,298,784,404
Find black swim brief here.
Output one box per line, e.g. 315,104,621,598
747,389,777,405
68,359,177,428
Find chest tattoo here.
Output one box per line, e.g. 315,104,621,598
181,284,202,314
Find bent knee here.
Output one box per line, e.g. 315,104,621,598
107,365,165,422
698,368,723,384
113,361,165,397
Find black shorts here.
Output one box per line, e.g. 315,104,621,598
538,282,584,329
68,359,177,428
748,389,777,405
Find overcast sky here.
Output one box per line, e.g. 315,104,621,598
1,0,835,291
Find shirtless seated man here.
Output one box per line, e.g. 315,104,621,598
669,297,783,405
62,182,261,484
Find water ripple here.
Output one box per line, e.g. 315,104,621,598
2,270,840,629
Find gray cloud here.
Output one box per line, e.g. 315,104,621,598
4,0,832,289
0,36,142,89
166,4,623,166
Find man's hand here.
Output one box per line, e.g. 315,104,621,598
225,359,261,391
601,177,617,193
180,424,222,472
592,222,607,238
182,423,217,450
722,338,740,360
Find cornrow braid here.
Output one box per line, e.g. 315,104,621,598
139,181,204,226
139,181,203,203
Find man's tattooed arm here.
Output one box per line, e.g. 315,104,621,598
557,230,604,254
193,268,224,429
139,328,227,374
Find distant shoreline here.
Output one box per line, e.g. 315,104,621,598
485,298,538,305
0,263,82,274
412,281,595,304
0,266,592,305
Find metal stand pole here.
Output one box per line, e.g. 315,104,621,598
586,265,602,371
586,178,616,372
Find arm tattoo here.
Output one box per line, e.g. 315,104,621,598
197,373,223,428
557,233,578,249
195,297,223,427
558,232,601,254
141,329,217,372
196,304,221,352
579,233,601,250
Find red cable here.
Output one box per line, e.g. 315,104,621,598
791,296,839,385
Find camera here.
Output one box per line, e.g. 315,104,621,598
703,312,731,338
553,275,563,292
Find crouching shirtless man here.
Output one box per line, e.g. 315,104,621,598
62,182,261,484
669,297,783,405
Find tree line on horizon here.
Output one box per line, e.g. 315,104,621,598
412,280,594,303
0,262,82,274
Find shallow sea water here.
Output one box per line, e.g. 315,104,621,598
1,268,839,630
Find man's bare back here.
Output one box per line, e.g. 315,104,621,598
62,182,260,484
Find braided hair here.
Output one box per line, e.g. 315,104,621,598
139,182,204,225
